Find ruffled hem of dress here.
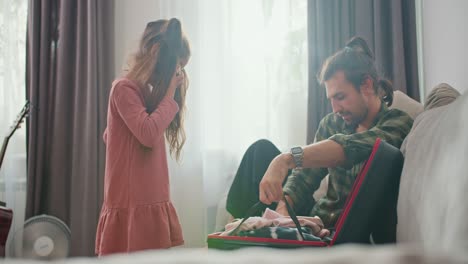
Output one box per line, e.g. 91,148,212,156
95,201,183,255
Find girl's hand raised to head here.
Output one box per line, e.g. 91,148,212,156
166,67,184,98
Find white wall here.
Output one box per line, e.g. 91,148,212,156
420,0,468,95
114,1,174,78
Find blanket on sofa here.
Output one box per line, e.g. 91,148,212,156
4,244,468,264
397,92,468,253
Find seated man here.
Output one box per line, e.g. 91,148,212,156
226,36,414,228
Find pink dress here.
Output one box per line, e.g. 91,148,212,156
95,78,183,255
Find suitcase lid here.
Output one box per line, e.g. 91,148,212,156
329,138,382,245
329,138,403,245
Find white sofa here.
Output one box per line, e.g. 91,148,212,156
7,91,468,263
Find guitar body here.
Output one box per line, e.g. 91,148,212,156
0,137,14,257
0,206,12,257
0,101,29,257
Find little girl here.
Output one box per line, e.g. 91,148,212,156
95,18,190,255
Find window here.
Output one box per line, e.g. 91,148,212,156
0,0,28,248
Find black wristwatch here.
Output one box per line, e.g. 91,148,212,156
290,146,304,170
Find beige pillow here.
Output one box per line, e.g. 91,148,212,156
400,84,461,156
424,83,461,110
390,90,423,119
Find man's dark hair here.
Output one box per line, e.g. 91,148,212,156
317,36,393,106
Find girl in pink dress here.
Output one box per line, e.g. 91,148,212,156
95,18,190,256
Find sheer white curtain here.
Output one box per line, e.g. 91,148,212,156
0,0,28,249
196,0,308,235
114,0,307,247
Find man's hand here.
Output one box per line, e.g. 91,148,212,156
259,153,293,204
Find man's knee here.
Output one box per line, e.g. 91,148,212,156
249,139,276,152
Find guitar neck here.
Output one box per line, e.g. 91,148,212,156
0,101,29,209
0,137,9,171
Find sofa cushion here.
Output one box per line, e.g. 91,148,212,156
397,92,468,253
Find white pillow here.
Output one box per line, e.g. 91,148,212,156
397,92,468,253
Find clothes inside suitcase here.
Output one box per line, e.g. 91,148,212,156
207,138,404,249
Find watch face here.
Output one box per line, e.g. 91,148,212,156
291,147,303,154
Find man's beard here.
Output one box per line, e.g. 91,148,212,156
340,108,368,127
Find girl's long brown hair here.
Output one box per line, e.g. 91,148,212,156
126,18,191,161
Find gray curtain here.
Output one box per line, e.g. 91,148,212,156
26,0,114,256
307,0,419,143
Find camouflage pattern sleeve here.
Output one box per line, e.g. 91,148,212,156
329,109,413,166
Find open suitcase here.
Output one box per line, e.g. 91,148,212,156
207,138,404,249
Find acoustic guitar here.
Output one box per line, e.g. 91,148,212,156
0,101,30,257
